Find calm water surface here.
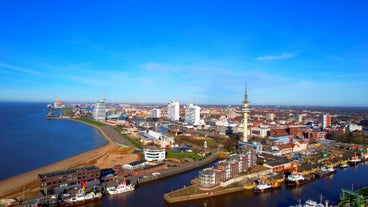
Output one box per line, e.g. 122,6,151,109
98,164,368,207
0,102,106,181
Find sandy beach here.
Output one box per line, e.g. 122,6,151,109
0,142,139,200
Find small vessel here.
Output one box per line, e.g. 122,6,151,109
289,197,330,207
252,179,280,193
313,166,336,178
339,163,349,169
84,191,102,201
106,179,134,195
286,172,309,186
349,155,361,165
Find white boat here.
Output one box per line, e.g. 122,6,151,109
84,191,102,201
339,163,349,168
289,198,329,207
349,156,361,165
106,180,134,195
253,180,280,193
286,172,308,186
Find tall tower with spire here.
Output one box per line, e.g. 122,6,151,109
241,84,251,142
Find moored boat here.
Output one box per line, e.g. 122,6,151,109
252,179,280,193
349,156,361,165
285,172,309,186
61,189,102,206
106,179,135,195
313,166,336,178
339,163,349,169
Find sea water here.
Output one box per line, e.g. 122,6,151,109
0,102,106,181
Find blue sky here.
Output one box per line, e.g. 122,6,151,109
0,1,367,106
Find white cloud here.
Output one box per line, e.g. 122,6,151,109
0,62,44,76
255,52,298,61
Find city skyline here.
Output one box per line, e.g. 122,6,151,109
1,1,367,106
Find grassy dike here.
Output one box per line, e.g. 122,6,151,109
75,117,142,149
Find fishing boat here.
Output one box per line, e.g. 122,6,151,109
106,179,134,195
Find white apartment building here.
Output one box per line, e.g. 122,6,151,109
151,108,162,119
185,103,201,125
93,99,107,121
167,101,180,121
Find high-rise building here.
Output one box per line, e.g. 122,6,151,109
93,99,106,121
185,103,201,125
151,108,161,119
322,113,331,129
241,85,251,142
167,101,180,121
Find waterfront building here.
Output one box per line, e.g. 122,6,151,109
143,147,166,161
241,85,251,142
93,99,107,121
262,156,300,173
167,101,180,121
151,108,162,119
217,161,239,180
198,168,226,189
322,113,331,129
123,160,147,170
184,103,201,125
38,166,100,193
198,150,257,189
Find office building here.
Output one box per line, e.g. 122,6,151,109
93,99,106,121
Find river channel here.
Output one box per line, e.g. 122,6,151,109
83,162,368,207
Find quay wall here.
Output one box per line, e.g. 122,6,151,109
164,168,273,203
220,169,272,187
139,151,220,184
164,184,250,203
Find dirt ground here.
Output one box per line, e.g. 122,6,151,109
0,143,139,200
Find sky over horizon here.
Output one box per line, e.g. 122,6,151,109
1,1,367,106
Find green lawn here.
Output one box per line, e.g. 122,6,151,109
166,151,202,160
76,117,105,127
112,127,143,150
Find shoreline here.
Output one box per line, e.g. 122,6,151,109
0,118,139,200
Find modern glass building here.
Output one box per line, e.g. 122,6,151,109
93,99,107,121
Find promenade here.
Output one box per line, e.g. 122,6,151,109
101,125,137,149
